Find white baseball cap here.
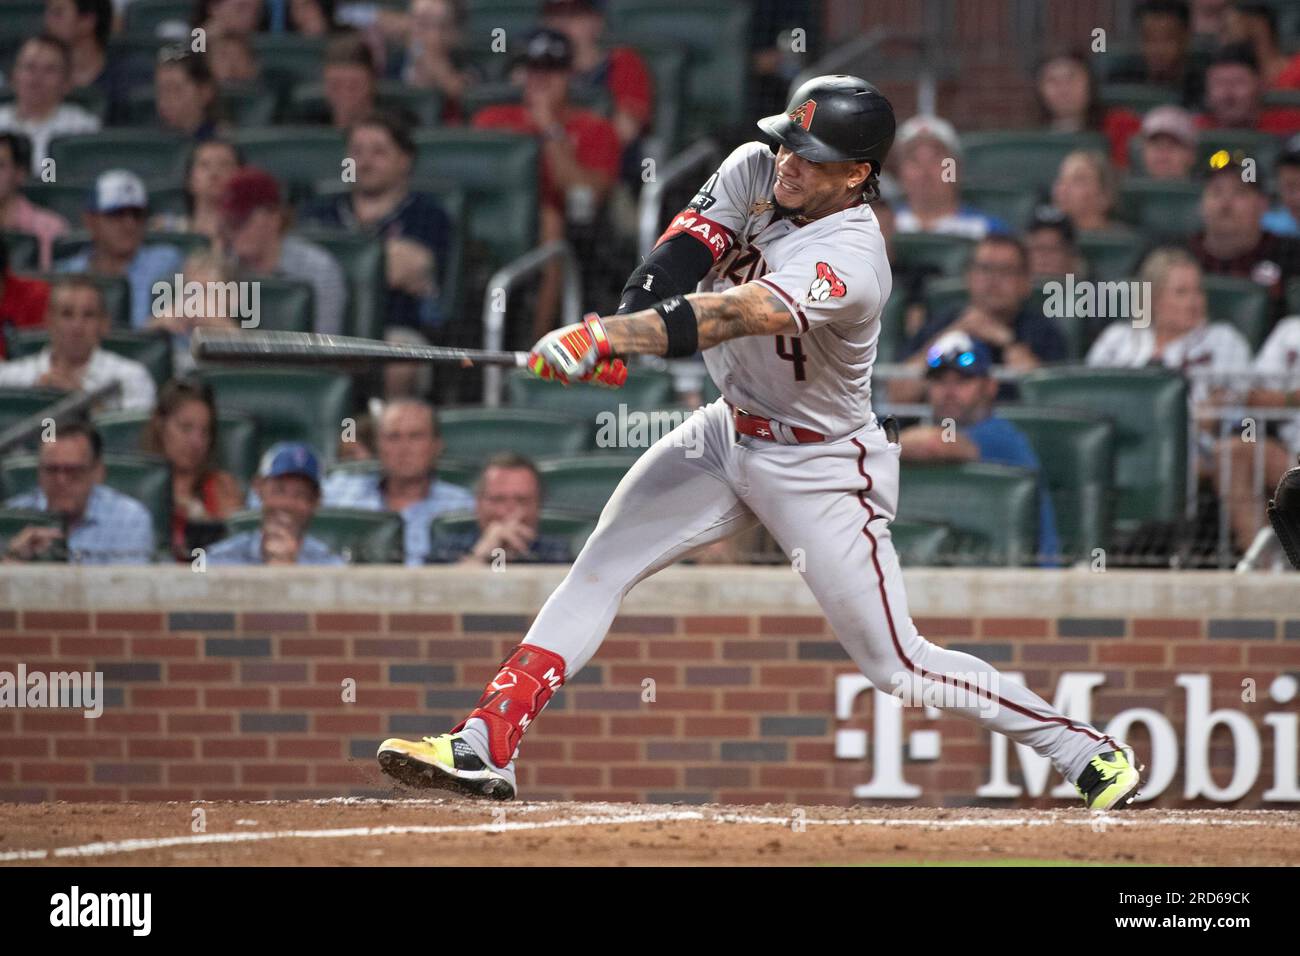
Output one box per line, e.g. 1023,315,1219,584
896,114,962,157
88,169,149,213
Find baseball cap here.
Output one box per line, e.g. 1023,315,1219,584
1140,105,1196,148
1026,203,1076,244
1205,148,1266,191
925,331,992,378
87,169,148,213
519,27,573,71
257,442,322,489
895,114,962,158
218,166,282,227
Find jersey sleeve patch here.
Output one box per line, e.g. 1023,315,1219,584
654,210,736,262
809,261,846,302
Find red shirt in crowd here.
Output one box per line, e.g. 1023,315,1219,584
1195,109,1300,136
590,47,653,130
473,104,621,211
0,271,50,359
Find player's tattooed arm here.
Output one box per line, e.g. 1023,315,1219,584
603,284,798,356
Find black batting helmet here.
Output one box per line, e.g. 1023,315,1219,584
757,75,896,176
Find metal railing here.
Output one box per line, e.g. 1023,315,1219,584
479,240,583,407
637,138,721,258
0,382,122,456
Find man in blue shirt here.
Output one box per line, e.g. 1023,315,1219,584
3,420,153,563
57,170,184,329
322,399,473,565
898,331,1062,566
208,442,345,566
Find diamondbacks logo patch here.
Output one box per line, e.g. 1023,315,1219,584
788,99,817,131
809,261,846,301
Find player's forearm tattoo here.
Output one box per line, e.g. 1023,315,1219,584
604,286,795,356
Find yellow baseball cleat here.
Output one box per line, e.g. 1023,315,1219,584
1075,748,1142,811
377,733,516,800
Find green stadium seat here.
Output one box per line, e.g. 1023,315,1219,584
223,506,405,564
0,508,61,557
892,233,975,278
1018,368,1188,531
412,129,539,266
959,181,1038,231
1098,82,1178,112
0,231,38,270
0,387,66,452
21,183,96,222
437,457,480,489
1076,230,1146,281
47,130,188,184
251,34,328,84
1263,88,1300,109
1115,178,1201,240
701,375,721,405
122,0,193,35
0,2,45,40
230,127,347,201
919,276,1090,362
6,329,173,387
606,0,751,143
197,368,352,463
50,229,207,265
16,272,131,328
239,276,315,333
429,507,594,558
959,131,1109,190
438,408,592,464
888,519,954,566
285,81,443,127
506,366,675,420
1196,129,1280,176
997,406,1115,562
877,290,910,363
122,85,281,128
290,228,386,340
1202,274,1271,349
535,453,640,515
0,452,172,551
898,462,1040,566
93,408,260,486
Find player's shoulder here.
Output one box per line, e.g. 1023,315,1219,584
717,141,775,178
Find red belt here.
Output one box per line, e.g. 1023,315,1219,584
727,401,826,444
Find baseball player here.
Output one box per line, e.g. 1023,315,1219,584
378,76,1143,811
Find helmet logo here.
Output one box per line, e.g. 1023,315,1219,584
788,98,817,131
809,262,846,301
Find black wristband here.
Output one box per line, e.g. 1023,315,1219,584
654,295,698,358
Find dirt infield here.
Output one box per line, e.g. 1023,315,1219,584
2,797,1297,866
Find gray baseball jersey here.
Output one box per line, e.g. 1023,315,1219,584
657,142,892,438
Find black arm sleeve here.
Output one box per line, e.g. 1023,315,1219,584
616,232,716,314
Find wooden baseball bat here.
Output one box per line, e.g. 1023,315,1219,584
191,329,530,368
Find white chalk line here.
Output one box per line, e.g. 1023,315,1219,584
2,807,1295,863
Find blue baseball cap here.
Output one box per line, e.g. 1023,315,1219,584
256,442,322,488
925,331,992,378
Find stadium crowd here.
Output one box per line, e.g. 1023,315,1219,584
0,0,1297,570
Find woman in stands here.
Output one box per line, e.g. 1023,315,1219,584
1035,50,1141,169
1051,149,1130,234
152,139,242,241
141,377,243,561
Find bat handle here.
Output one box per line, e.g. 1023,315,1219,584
512,351,532,368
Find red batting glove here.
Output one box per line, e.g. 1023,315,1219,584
528,313,627,388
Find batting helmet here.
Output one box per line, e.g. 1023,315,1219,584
757,75,896,175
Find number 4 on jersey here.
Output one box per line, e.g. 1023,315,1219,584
775,335,807,381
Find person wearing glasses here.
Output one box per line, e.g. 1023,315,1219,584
2,421,154,564
899,331,1061,566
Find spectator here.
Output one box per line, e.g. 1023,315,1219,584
320,32,379,130
217,166,346,335
1217,313,1300,550
140,377,242,560
899,331,1060,566
147,250,244,374
208,31,262,86
0,132,69,269
1051,150,1129,234
0,35,100,173
288,0,337,35
155,47,221,141
400,0,476,123
543,0,653,167
207,442,345,565
428,452,572,565
748,0,817,120
1200,42,1300,134
1087,248,1252,407
193,0,268,37
1193,0,1230,37
321,399,474,566
1261,137,1300,236
0,236,51,358
1024,205,1084,280
1222,1,1300,89
57,170,185,330
151,138,242,242
336,412,376,462
1190,156,1300,327
892,115,1005,239
44,0,145,124
474,28,620,338
1108,1,1203,107
1138,105,1198,180
901,234,1067,381
1034,50,1142,169
2,421,153,564
0,276,155,410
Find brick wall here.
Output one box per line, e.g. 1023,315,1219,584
0,567,1296,807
